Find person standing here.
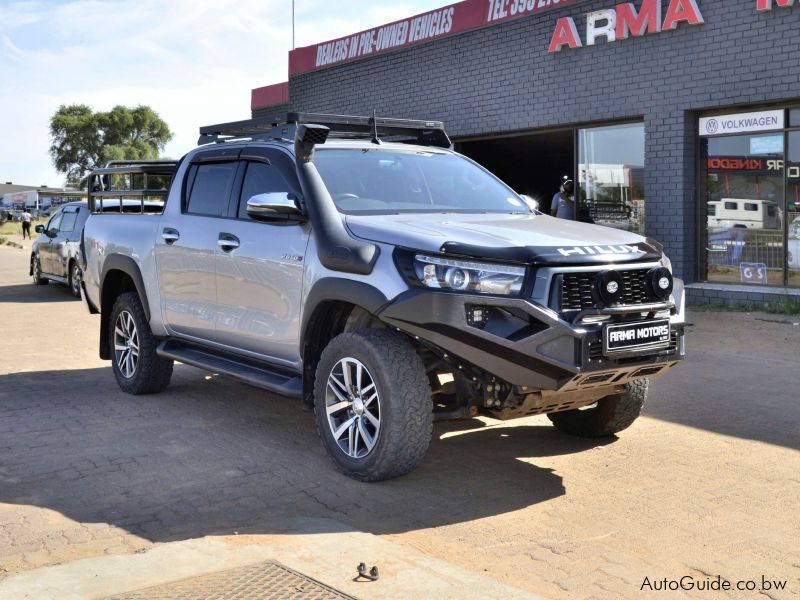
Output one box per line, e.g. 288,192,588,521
550,179,575,220
21,209,32,239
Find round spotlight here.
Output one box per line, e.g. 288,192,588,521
593,270,623,306
647,267,673,301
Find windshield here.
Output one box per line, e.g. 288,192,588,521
314,148,530,215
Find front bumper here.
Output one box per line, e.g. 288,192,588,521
378,282,685,391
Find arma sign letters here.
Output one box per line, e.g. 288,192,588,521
548,0,705,53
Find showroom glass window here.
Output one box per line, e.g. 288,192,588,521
578,123,646,235
788,131,800,286
701,108,800,287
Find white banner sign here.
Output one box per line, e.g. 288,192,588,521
699,110,784,137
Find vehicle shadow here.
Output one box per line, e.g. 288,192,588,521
0,366,600,544
0,283,77,303
645,342,800,452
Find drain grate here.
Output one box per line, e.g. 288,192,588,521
104,560,357,600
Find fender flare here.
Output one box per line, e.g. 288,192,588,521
300,277,390,345
101,254,151,321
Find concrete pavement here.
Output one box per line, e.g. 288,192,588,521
1,235,799,598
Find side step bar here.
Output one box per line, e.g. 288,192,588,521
156,340,303,399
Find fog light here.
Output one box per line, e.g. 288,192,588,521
647,267,673,301
593,270,623,306
466,305,489,329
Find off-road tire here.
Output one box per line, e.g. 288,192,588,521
548,379,648,437
109,292,173,395
69,261,82,298
32,256,48,285
314,329,433,482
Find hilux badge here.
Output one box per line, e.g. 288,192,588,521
557,245,639,257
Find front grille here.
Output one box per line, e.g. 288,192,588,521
560,269,651,310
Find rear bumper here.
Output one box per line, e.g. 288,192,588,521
80,280,99,314
378,283,684,391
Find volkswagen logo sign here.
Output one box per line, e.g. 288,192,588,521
658,276,671,291
706,118,719,134
607,280,620,294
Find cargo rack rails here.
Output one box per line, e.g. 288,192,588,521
87,159,179,214
198,112,452,149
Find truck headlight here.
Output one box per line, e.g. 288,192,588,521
413,254,525,295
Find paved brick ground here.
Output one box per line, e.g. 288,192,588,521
1,240,799,598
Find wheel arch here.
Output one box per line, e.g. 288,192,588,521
300,278,390,406
98,255,150,360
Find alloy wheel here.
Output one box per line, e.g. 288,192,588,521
325,357,381,459
114,310,139,379
71,264,81,295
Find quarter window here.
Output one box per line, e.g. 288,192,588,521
186,163,238,217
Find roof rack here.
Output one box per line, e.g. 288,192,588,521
198,112,452,149
87,161,179,214
102,159,179,169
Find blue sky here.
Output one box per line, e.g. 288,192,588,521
0,0,451,187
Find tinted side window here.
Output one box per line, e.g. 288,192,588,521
238,162,292,219
186,163,237,217
59,210,78,233
47,212,63,232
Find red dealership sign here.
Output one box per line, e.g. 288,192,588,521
757,0,797,11
288,0,580,76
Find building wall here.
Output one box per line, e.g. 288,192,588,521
252,103,291,121
287,0,800,284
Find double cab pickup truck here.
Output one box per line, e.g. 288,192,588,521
80,113,685,481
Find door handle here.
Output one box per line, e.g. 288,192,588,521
217,233,240,252
162,228,180,244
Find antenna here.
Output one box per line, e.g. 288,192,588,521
370,108,382,145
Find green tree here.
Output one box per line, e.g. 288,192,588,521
49,104,173,186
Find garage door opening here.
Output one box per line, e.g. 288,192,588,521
457,129,574,213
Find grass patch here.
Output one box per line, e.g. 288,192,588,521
764,299,800,315
691,303,753,313
692,299,800,315
0,218,45,236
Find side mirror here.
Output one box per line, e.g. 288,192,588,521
35,224,45,234
246,193,305,222
520,195,540,212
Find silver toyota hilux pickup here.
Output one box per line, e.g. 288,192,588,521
81,113,685,481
